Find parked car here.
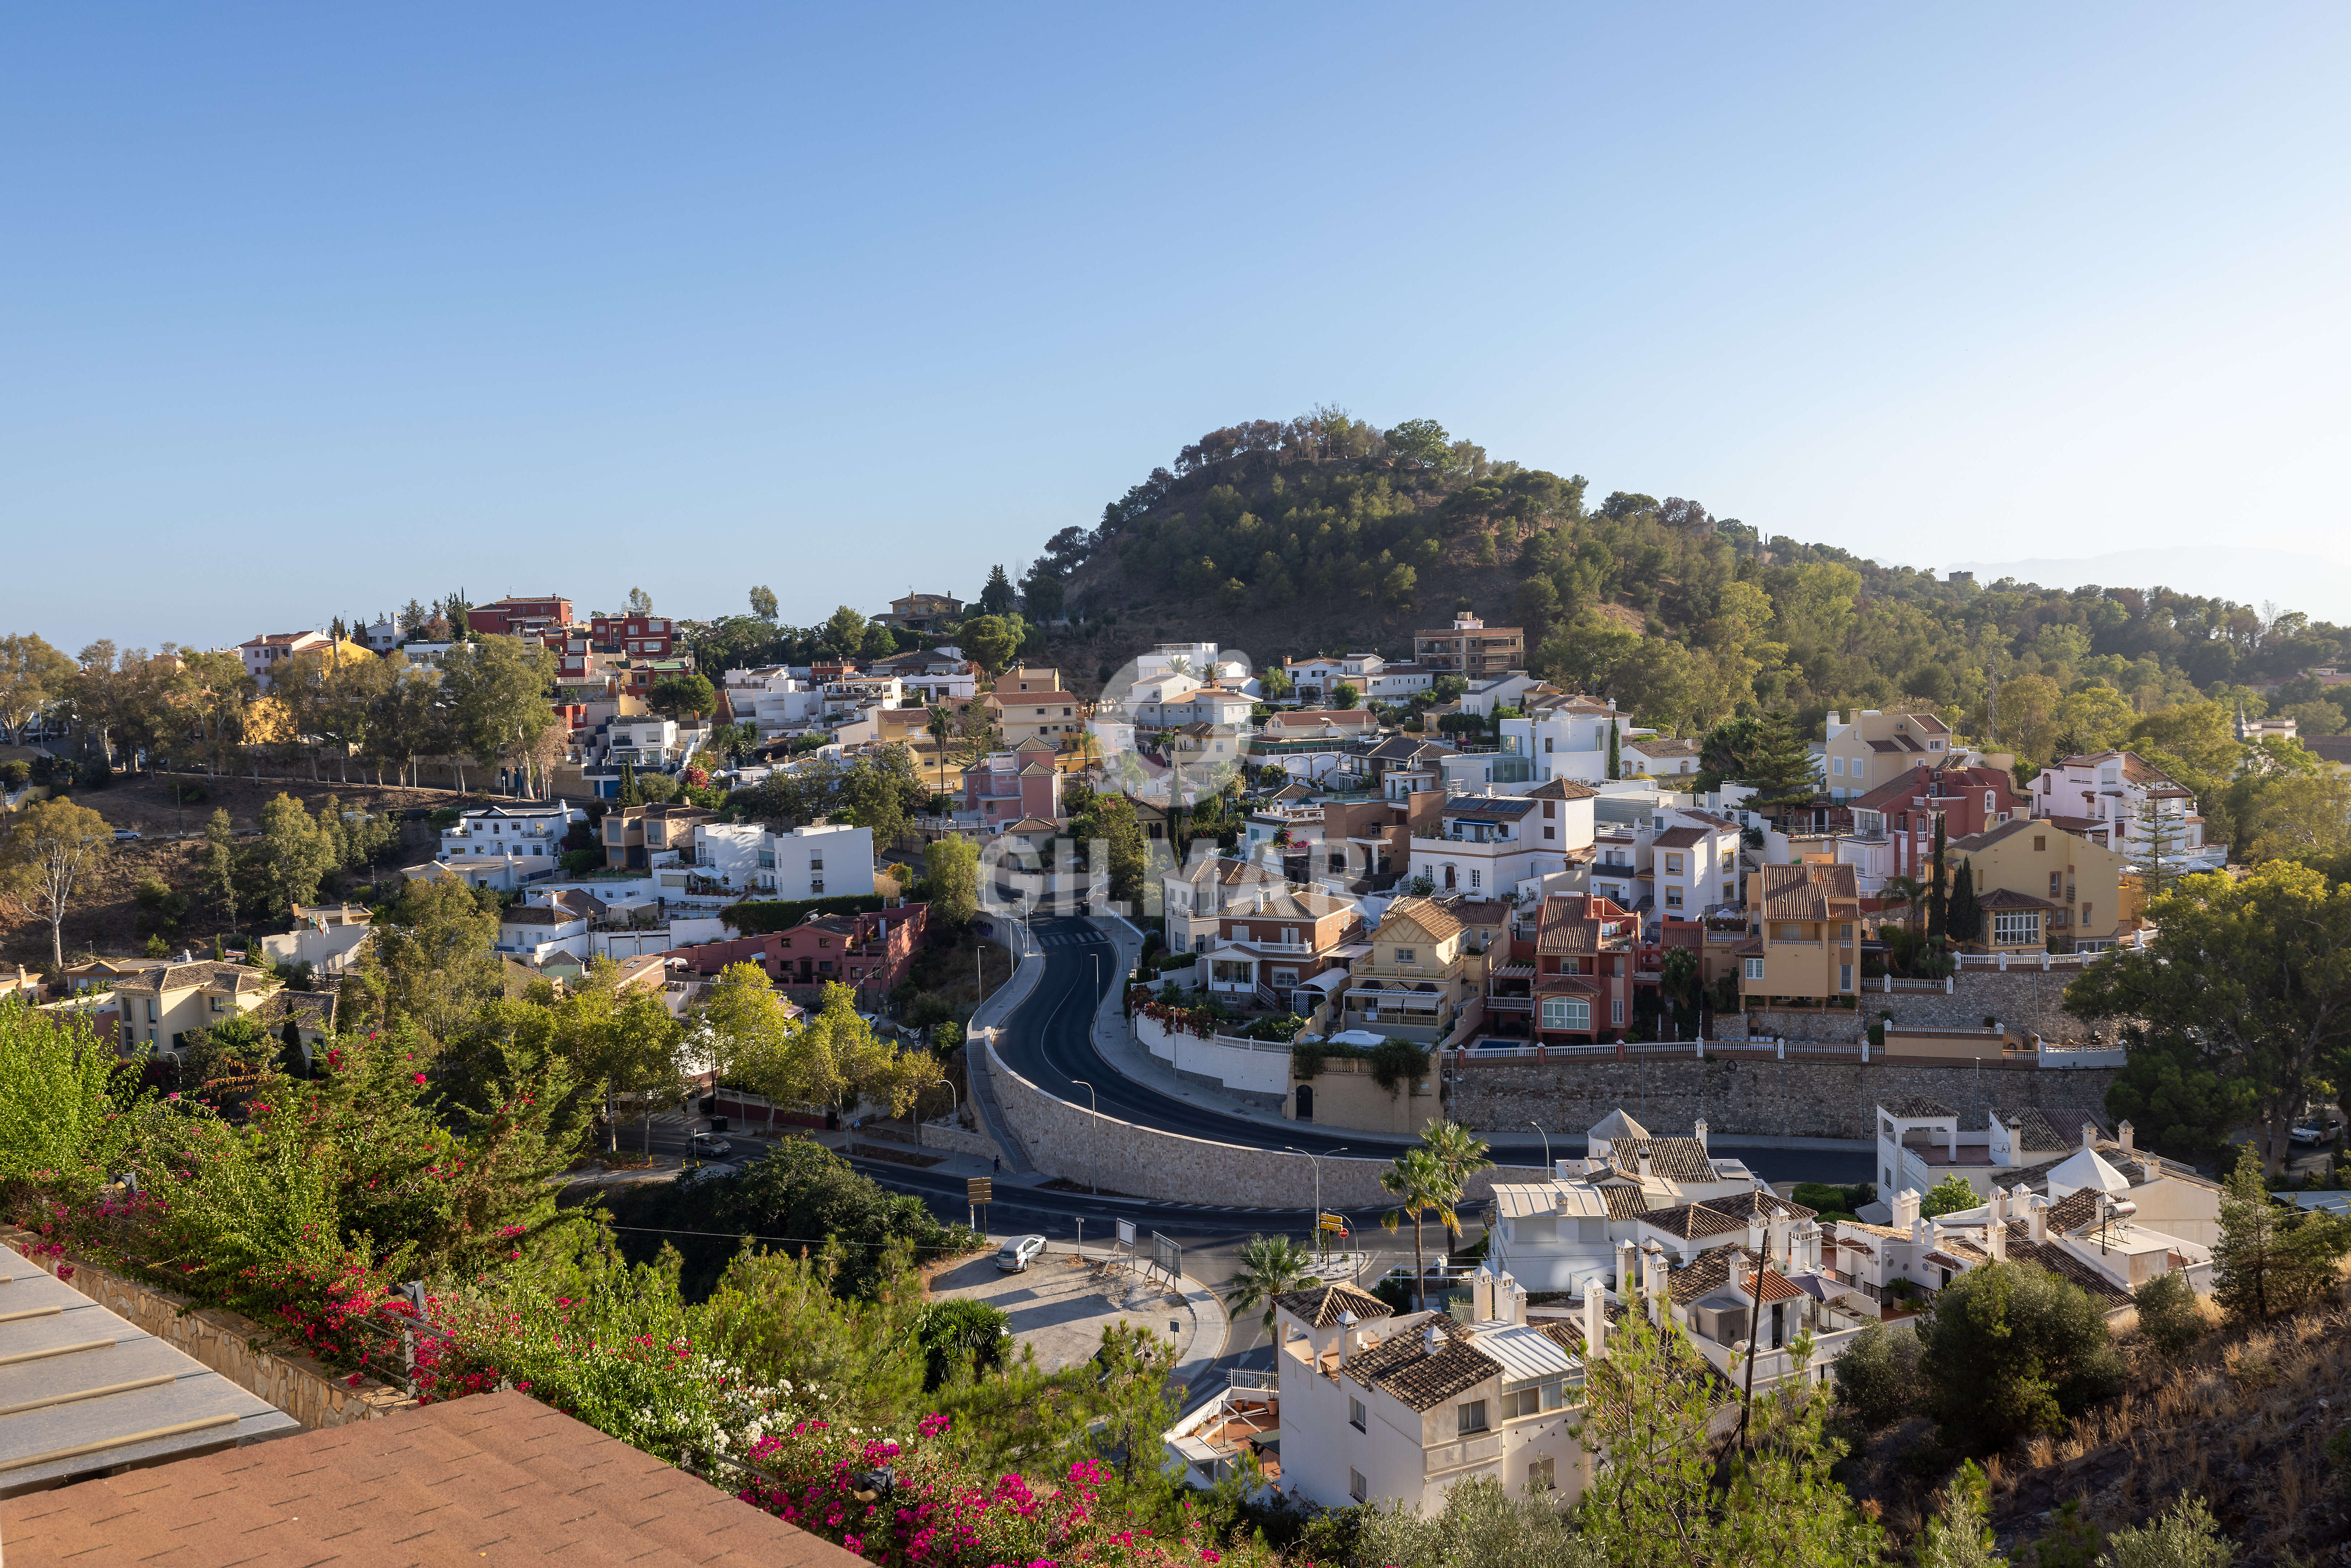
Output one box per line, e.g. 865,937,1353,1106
2292,1123,2329,1147
688,1133,734,1158
112,829,142,841
995,1234,1047,1272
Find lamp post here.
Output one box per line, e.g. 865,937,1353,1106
1285,1144,1348,1265
1071,1078,1099,1194
1528,1121,1549,1170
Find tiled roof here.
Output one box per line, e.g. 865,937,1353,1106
109,961,274,996
256,989,337,1032
0,1388,858,1567
1607,1136,1714,1184
1996,1106,2070,1153
1691,1188,1818,1225
1274,1281,1393,1328
1440,897,1512,927
1598,1184,1657,1219
1535,894,1631,955
1527,776,1601,800
1883,1095,1957,1119
1999,1222,2131,1304
1632,738,1701,758
1344,1316,1501,1411
2045,1189,2105,1233
1638,1203,1751,1241
1650,825,1715,849
1667,1243,1793,1305
1828,1219,1913,1241
501,904,583,926
1380,896,1463,942
1980,887,2060,911
1755,862,1859,920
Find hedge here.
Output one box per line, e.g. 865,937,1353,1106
720,894,891,935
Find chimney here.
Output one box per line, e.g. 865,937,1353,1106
1336,1310,1357,1369
1638,1152,1653,1181
1616,1237,1636,1295
1891,1188,1921,1232
1500,1271,1526,1325
2081,1121,2096,1152
1642,1241,1668,1325
1986,1213,2007,1263
1582,1277,1606,1357
1729,1250,1751,1305
2025,1190,2048,1244
1746,1214,1766,1257
1423,1321,1445,1359
2118,1120,2134,1157
1768,1206,1792,1270
1471,1265,1495,1322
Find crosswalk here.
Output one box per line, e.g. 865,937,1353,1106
1035,929,1104,948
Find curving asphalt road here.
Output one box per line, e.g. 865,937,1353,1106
992,913,1873,1187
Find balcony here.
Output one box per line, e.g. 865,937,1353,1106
1424,1430,1504,1475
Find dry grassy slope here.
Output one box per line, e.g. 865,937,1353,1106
1980,1307,2351,1564
0,772,470,967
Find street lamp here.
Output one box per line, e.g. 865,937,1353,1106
1528,1121,1550,1170
1285,1144,1349,1265
1071,1078,1099,1194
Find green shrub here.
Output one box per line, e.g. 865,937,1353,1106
1832,1319,1923,1429
1919,1260,2125,1454
914,1297,1010,1390
2131,1271,2208,1362
719,894,889,935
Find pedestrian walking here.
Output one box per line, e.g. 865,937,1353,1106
991,1154,1002,1175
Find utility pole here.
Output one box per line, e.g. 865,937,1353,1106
1072,1078,1099,1194
1285,1144,1348,1265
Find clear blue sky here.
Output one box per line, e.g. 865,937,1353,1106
8,4,2349,653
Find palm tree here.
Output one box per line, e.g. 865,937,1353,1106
1224,1234,1322,1345
1419,1119,1494,1191
1381,1146,1463,1313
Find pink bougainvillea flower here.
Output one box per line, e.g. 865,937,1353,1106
412,1071,428,1085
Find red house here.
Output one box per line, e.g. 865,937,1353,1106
961,746,1063,828
1847,764,2027,883
467,595,575,643
591,613,677,659
1531,892,1642,1044
672,904,929,1005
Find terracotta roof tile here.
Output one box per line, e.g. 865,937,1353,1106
1343,1317,1501,1411
1273,1280,1393,1328
1607,1136,1716,1184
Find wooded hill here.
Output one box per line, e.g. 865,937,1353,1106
1021,410,2351,749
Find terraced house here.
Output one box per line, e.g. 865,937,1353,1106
1734,861,1863,1009
1337,896,1480,1042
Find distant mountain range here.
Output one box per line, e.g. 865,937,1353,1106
1933,547,2351,627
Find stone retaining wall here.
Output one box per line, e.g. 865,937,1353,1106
917,1120,1002,1160
985,1035,1545,1207
1751,968,2125,1046
1,1231,413,1429
1445,1056,2118,1143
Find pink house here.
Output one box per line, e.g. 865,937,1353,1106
961,745,1063,828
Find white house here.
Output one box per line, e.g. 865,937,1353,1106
762,822,876,901
1497,696,1653,786
724,667,826,735
437,803,581,874
496,900,593,964
2027,750,2223,869
237,630,332,690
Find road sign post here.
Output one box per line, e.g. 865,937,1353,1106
968,1176,992,1234
1151,1230,1182,1289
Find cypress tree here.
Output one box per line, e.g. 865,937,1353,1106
1948,858,1983,946
1926,815,1947,942
1607,720,1620,781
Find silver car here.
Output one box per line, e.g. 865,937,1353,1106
995,1235,1047,1272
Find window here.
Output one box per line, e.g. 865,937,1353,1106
1665,889,1683,908
1993,911,2041,945
1527,1457,1557,1492
2082,902,2094,926
1744,957,1766,981
1469,870,1482,891
1349,1398,1367,1432
1831,756,1844,776
1665,854,1683,875
2033,835,2046,851
209,997,224,1014
1777,923,1803,940
2050,871,2064,899
1837,923,1852,939
1350,1469,1369,1502
1985,790,1996,813
1394,947,1416,964
1458,1400,1490,1435
1611,996,1625,1026
1501,1384,1552,1420
1840,963,1854,993
1540,998,1590,1032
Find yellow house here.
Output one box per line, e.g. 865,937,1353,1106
109,960,283,1062
1734,862,1862,1007
1946,819,2135,950
1335,896,1478,1043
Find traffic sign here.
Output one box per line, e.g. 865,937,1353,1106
967,1177,993,1204
1117,1218,1136,1246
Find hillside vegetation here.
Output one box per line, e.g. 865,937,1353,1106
1019,411,2351,753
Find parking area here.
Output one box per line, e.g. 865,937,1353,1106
927,1248,1191,1373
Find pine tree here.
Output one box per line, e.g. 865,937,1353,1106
1738,708,1817,811
978,564,1017,616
